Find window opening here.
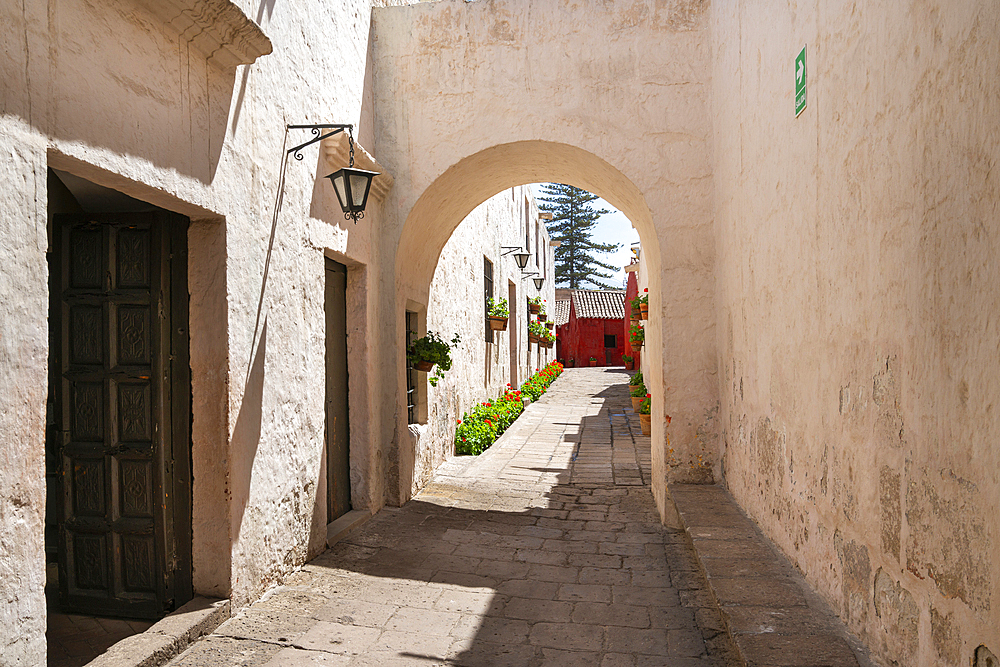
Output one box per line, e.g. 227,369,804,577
484,257,494,342
406,310,417,424
604,334,617,348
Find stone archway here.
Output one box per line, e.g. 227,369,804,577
372,0,718,519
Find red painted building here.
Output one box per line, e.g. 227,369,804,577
623,269,641,368
554,289,627,367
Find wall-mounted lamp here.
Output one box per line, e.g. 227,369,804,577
533,277,544,290
288,124,379,222
501,245,532,269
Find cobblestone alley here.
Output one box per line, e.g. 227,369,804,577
166,367,735,666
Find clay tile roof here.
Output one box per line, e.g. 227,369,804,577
571,289,626,320
553,300,570,326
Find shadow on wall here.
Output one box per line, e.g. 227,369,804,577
35,2,238,184
231,319,267,544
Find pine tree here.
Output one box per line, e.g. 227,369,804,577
538,183,622,289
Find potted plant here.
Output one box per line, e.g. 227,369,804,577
638,394,651,435
568,358,575,367
487,297,509,331
589,356,598,367
544,320,554,330
622,354,634,371
406,331,461,387
638,288,649,319
630,295,642,321
629,322,644,350
629,382,646,411
528,318,545,343
528,295,542,315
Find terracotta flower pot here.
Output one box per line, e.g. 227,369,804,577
639,414,651,435
489,316,508,331
544,322,553,330
529,304,540,314
528,333,539,343
413,360,434,372
589,359,597,367
631,396,643,411
624,360,634,370
640,303,649,320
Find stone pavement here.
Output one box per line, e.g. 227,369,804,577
163,367,736,666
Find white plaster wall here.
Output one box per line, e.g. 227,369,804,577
416,185,555,490
711,2,1000,665
373,0,718,516
1,0,408,657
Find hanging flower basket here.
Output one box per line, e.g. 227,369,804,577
640,303,649,320
544,321,554,330
529,304,540,314
489,316,509,331
528,333,539,343
413,360,434,372
639,414,651,435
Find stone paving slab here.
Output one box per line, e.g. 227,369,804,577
669,485,876,667
159,368,735,667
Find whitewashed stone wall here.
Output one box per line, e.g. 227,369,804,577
0,0,408,661
712,3,1000,665
412,186,555,492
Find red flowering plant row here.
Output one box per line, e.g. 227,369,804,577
454,361,564,456
520,360,563,402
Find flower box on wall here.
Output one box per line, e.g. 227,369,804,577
489,316,509,331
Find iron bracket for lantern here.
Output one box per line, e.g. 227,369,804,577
286,124,379,223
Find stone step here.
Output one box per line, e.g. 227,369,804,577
669,484,877,667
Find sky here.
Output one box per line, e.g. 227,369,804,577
530,183,640,290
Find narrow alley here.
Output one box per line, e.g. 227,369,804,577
163,368,735,666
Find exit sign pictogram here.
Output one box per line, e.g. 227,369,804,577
795,46,807,116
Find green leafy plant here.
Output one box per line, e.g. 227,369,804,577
630,382,646,397
528,319,546,337
487,297,509,318
589,356,597,362
407,331,461,387
519,361,564,402
455,361,565,455
629,323,644,347
622,354,633,363
528,295,543,307
639,393,651,415
629,371,644,386
631,289,649,311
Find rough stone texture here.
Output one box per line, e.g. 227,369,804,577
712,2,1000,666
372,0,720,515
671,484,876,667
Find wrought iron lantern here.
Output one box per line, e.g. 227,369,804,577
533,277,544,290
513,252,531,269
327,166,379,223
287,124,378,223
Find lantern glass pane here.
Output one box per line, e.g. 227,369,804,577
349,173,370,207
331,173,349,211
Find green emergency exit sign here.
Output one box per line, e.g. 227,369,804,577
795,46,807,116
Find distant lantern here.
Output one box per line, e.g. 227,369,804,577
513,252,531,269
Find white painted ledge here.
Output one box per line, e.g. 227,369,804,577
136,0,273,68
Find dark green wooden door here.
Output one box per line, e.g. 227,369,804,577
50,212,191,619
325,259,351,522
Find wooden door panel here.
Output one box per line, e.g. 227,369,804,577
51,212,190,619
325,259,351,523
